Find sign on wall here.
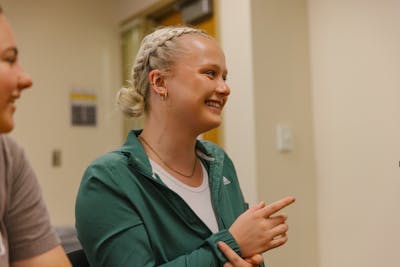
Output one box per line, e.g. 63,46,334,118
70,90,97,126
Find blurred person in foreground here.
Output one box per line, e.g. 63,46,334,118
0,5,71,267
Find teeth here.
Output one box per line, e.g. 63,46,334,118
206,101,221,108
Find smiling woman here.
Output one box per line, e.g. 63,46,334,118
75,25,295,267
0,5,71,267
0,11,32,133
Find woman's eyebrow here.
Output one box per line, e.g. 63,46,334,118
202,63,227,73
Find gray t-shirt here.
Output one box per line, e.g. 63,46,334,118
0,135,59,266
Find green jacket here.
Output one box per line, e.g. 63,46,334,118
76,131,264,266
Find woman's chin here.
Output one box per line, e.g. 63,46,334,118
0,117,15,133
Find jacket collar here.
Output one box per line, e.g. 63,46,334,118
119,130,224,177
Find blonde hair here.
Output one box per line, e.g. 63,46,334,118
117,25,210,117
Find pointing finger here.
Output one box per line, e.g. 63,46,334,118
259,196,295,218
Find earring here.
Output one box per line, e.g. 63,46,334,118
160,91,168,101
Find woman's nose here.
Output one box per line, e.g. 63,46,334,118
18,71,33,90
216,81,230,96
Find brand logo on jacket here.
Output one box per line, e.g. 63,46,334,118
223,176,231,185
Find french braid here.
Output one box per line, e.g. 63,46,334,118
117,26,209,117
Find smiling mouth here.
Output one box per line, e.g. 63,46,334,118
205,100,223,109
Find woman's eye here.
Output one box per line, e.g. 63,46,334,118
1,49,18,65
1,56,17,65
6,57,17,64
205,70,217,78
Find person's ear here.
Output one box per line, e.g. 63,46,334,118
148,69,167,98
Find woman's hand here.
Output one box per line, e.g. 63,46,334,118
218,241,263,267
229,196,295,258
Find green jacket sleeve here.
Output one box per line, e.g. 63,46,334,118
75,164,241,267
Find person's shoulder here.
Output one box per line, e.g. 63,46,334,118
0,134,26,161
0,134,21,150
81,149,136,191
88,149,128,169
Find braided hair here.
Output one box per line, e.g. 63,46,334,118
117,26,210,117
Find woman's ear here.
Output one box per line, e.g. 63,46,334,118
148,69,167,96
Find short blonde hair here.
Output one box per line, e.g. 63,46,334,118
117,25,210,117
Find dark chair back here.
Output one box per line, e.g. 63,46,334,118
67,249,90,267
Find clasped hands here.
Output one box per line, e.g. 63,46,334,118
219,196,296,267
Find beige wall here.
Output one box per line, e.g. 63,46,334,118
251,0,318,266
218,0,259,205
308,1,400,266
3,0,123,225
113,0,161,22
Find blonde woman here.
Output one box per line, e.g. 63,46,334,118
76,25,295,267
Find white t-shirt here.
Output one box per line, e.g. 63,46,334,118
149,159,219,233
